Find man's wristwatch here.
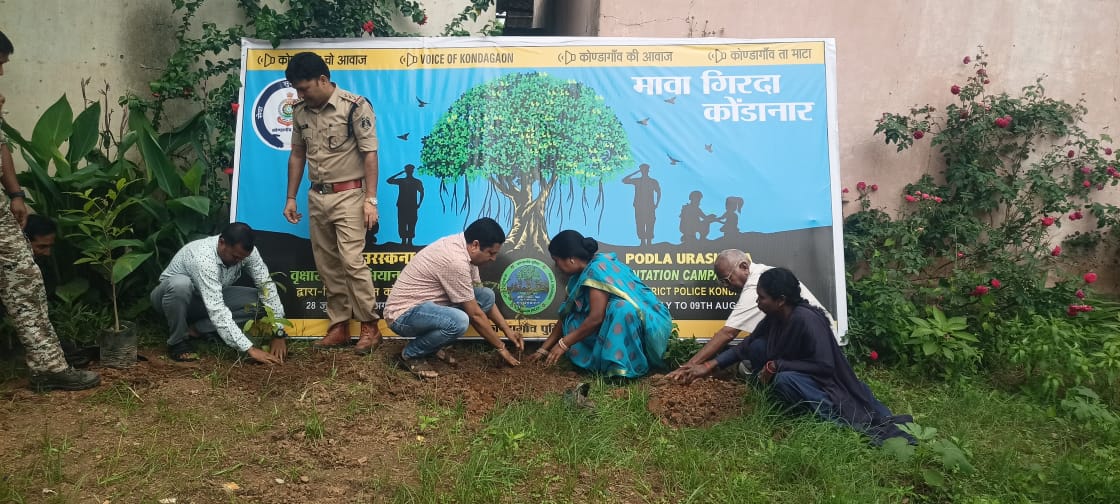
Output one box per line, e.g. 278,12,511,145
273,328,289,340
366,196,378,206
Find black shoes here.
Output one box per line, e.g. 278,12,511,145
29,367,102,392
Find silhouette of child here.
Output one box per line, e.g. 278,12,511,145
717,196,744,239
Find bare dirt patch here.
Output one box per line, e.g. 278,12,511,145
645,375,751,428
0,341,601,503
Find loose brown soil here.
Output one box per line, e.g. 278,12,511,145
645,375,750,428
0,341,749,503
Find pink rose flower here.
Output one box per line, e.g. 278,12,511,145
1084,272,1098,284
991,278,1002,289
951,85,961,95
857,181,867,191
963,56,972,64
1068,150,1076,158
842,187,850,193
869,350,879,361
1051,245,1062,256
971,285,990,296
913,130,925,140
1076,289,1086,299
1041,216,1055,226
231,103,240,113
905,195,917,202
1083,179,1092,188
871,184,879,192
362,20,375,34
223,167,234,175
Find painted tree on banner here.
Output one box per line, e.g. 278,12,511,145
420,72,633,254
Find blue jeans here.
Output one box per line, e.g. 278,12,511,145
391,287,495,359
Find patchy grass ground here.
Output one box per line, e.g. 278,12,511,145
1,338,1118,503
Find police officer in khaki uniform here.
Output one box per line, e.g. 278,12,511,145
283,52,383,355
0,30,101,391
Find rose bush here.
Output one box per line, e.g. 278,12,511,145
846,49,1120,404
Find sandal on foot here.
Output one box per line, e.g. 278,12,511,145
397,355,439,379
168,341,200,362
435,349,459,367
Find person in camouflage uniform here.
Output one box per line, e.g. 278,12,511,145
0,29,100,392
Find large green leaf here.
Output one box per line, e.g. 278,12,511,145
16,150,62,214
54,277,90,305
135,127,184,196
31,96,74,176
181,160,205,194
168,195,211,216
31,96,73,149
67,101,102,166
111,251,153,284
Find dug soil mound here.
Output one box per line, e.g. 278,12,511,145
645,375,750,428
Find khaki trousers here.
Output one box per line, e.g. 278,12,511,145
308,188,379,325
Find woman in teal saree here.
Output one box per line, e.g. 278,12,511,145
529,230,672,378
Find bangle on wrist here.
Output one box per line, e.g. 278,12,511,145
286,195,296,200
535,348,549,355
6,190,25,200
557,339,569,351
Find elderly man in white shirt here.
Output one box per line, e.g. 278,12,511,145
150,222,287,364
667,249,837,380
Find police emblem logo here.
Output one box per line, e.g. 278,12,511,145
252,79,298,150
360,116,372,130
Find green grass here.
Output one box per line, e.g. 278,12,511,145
375,372,1120,503
2,352,1118,503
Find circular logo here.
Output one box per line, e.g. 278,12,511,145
252,79,300,150
499,258,556,316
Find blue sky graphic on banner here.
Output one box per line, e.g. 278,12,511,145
233,38,845,339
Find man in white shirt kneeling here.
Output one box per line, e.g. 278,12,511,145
151,222,288,364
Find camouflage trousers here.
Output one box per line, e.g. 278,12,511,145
0,203,67,373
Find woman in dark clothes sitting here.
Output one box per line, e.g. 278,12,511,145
677,267,915,445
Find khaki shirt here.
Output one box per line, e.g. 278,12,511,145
291,85,378,184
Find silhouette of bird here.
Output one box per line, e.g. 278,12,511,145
664,96,677,104
416,97,428,107
668,154,682,165
704,144,713,153
636,118,649,126
396,133,410,141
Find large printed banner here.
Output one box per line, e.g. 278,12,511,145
233,37,845,340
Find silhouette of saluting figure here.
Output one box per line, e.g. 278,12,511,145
622,163,661,246
387,164,425,246
679,190,717,243
716,196,744,239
